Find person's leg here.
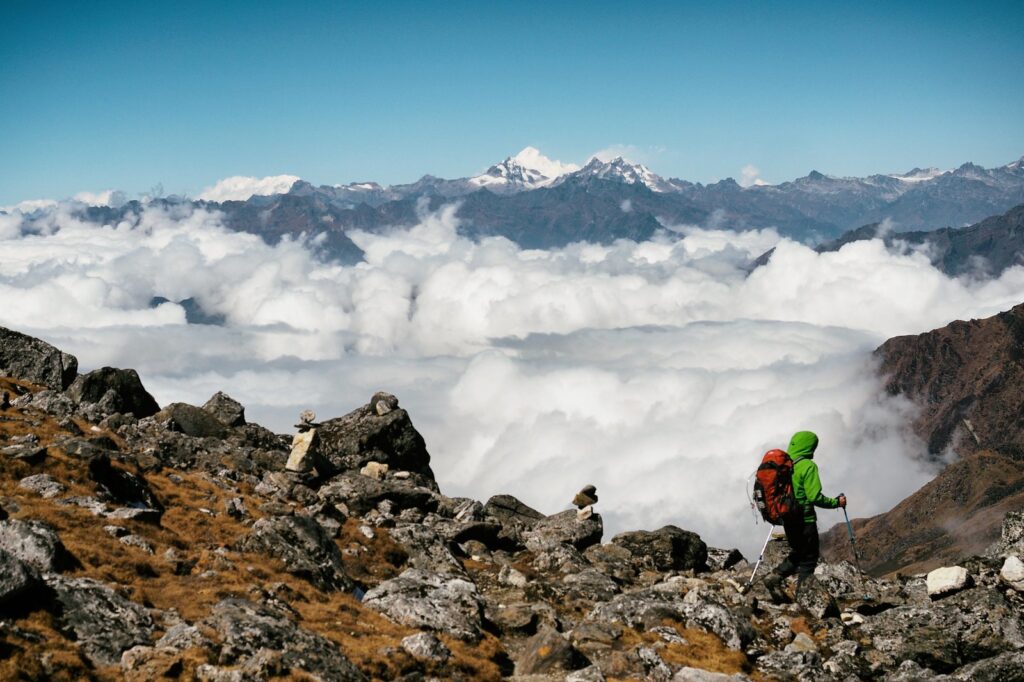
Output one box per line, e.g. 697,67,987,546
775,516,804,579
796,522,820,585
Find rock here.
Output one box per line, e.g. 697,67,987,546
483,494,545,526
951,651,1024,681
106,507,162,523
573,484,598,509
1000,510,1024,554
706,547,745,572
370,391,399,416
515,625,587,675
0,548,40,610
927,565,972,598
524,509,604,551
563,568,621,602
88,453,163,514
12,389,77,417
202,391,246,427
18,473,65,498
756,649,823,682
611,525,708,572
154,402,227,438
318,472,438,517
286,428,321,473
120,646,184,681
119,534,154,554
499,564,529,587
672,668,752,681
532,542,590,574
202,598,366,681
236,515,353,591
0,519,72,572
786,632,818,653
400,632,450,662
363,568,484,641
66,367,159,418
389,523,466,577
999,555,1024,591
584,543,638,584
156,622,212,650
2,443,46,462
795,576,839,619
360,460,389,480
567,665,607,682
317,396,435,480
224,497,247,519
0,326,78,389
45,575,154,666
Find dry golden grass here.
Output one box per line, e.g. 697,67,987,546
614,619,759,680
0,399,511,681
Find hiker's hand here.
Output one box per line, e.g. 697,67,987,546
838,495,847,508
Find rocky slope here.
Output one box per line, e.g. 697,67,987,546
2,326,1023,681
821,303,1024,576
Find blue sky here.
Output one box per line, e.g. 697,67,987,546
2,0,1023,204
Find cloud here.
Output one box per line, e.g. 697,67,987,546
196,175,301,202
72,190,127,207
2,200,1024,556
740,164,768,187
590,144,666,165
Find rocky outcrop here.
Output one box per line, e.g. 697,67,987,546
612,525,709,572
0,326,78,389
154,402,227,438
236,515,353,591
66,367,160,418
202,391,246,427
363,568,485,641
317,393,435,480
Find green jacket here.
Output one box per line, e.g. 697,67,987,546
788,430,839,523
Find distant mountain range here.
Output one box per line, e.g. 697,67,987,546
8,149,1024,263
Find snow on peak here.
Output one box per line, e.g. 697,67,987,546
574,156,671,192
469,147,580,188
197,174,301,202
889,167,948,183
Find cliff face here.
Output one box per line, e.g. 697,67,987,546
821,302,1024,575
3,326,1024,681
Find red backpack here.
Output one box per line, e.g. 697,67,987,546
752,449,798,524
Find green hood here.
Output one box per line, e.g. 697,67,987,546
788,430,819,460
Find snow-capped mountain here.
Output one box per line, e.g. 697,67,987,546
890,167,949,183
468,147,579,191
563,157,675,193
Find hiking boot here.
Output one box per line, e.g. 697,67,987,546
763,573,790,604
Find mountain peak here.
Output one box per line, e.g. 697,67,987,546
469,147,578,190
572,156,670,192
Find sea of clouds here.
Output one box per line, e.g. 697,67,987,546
2,199,1023,556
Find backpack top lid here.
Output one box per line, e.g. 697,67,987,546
787,430,819,461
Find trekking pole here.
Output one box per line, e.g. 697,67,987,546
741,525,776,594
841,500,872,601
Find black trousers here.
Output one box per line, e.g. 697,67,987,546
775,515,819,583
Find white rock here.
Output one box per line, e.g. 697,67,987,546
360,461,389,480
285,429,319,472
786,631,818,653
840,611,865,625
926,565,971,598
1000,556,1024,591
499,564,528,588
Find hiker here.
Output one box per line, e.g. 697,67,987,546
763,430,846,602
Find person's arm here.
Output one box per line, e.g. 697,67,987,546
803,460,839,509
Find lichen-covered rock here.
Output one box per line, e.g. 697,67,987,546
672,668,752,681
400,632,450,662
120,646,185,681
389,523,466,577
155,402,227,438
363,568,484,641
584,543,638,584
18,473,65,498
66,367,159,418
515,625,588,675
202,391,246,427
524,509,604,551
202,598,366,681
317,396,435,480
0,518,73,572
0,325,78,389
951,651,1024,681
795,575,839,619
236,515,353,591
317,472,438,516
0,548,40,610
45,575,154,666
706,547,745,572
611,525,708,572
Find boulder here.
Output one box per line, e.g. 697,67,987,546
795,576,839,619
66,367,159,418
400,632,450,662
0,548,40,610
45,575,154,666
951,651,1024,681
524,509,604,551
317,472,438,517
0,326,78,389
706,547,745,572
88,454,163,515
18,473,65,498
236,515,353,591
202,391,246,427
154,402,227,438
926,565,972,599
120,646,185,681
611,525,708,572
285,429,321,472
584,543,638,584
563,568,621,602
999,555,1024,591
202,598,366,681
317,395,435,480
514,625,588,675
363,568,484,641
483,494,545,526
0,519,73,572
999,510,1024,555
389,523,466,577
